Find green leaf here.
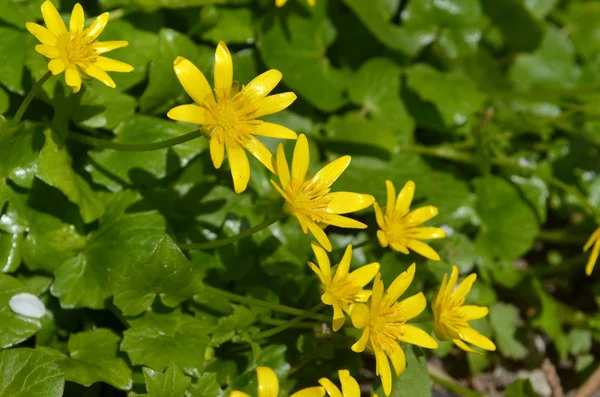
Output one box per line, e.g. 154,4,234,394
324,112,399,154
568,328,592,355
481,0,543,52
40,329,133,390
0,274,42,348
51,195,166,309
505,379,539,397
112,235,202,316
532,280,569,360
489,303,527,360
187,372,224,397
144,364,191,397
0,0,61,28
140,28,213,114
373,346,431,397
201,7,254,44
0,348,64,397
565,2,600,60
258,1,347,112
0,87,8,115
37,130,105,223
474,175,539,260
405,64,485,128
72,81,137,130
0,26,28,94
0,232,22,273
212,305,258,346
510,176,548,223
121,311,212,378
348,58,414,136
0,122,44,188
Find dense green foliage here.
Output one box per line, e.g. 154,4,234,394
1,0,600,395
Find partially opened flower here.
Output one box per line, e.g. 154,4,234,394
318,370,360,397
374,180,446,260
230,366,324,397
584,227,600,276
272,134,375,252
276,0,315,7
26,1,133,93
350,265,438,396
309,242,379,331
168,42,298,193
432,265,496,354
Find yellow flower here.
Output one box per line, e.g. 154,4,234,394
432,265,496,354
230,366,324,397
584,227,600,276
374,180,446,260
276,0,315,7
271,134,375,252
318,370,360,397
309,242,379,331
349,265,438,396
26,1,133,93
168,42,297,194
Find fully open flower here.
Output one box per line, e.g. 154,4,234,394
432,265,496,354
584,227,600,276
168,42,297,194
309,242,379,331
319,370,360,397
276,0,315,7
374,180,445,260
349,265,438,396
271,134,375,252
230,366,324,397
26,1,133,93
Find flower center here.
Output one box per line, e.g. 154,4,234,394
325,278,362,308
215,106,239,131
57,32,95,65
283,189,331,223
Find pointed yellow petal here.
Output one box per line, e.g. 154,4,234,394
327,192,375,214
276,0,288,6
244,69,282,101
584,228,600,251
253,92,297,118
65,64,82,93
348,262,380,287
371,273,383,307
354,290,372,302
407,227,446,240
244,136,274,172
318,378,342,397
586,241,600,276
274,143,291,189
26,22,57,46
375,348,392,397
174,56,215,105
326,214,367,229
458,305,489,321
333,245,353,280
291,134,309,187
69,3,84,34
453,339,479,354
85,12,109,41
84,64,115,88
398,324,438,349
374,202,386,229
351,326,369,351
308,156,351,191
459,327,496,351
272,180,293,204
41,1,67,36
35,44,59,58
385,263,416,303
332,304,345,331
394,292,426,321
395,180,415,217
48,59,65,75
91,40,128,54
404,206,439,226
290,387,325,397
389,240,409,254
446,266,459,296
214,41,233,100
452,273,477,302
256,366,279,397
225,138,250,194
309,261,327,284
254,122,297,139
230,391,252,397
389,343,406,377
311,242,331,281
377,230,389,248
307,221,332,252
95,56,134,72
405,239,440,260
339,370,360,397
167,104,205,125
210,135,225,169
385,180,396,219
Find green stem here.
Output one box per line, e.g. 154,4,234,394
261,318,314,328
204,285,330,322
401,145,476,164
538,229,588,245
68,129,205,151
13,71,52,124
430,374,486,397
179,213,286,250
251,304,324,341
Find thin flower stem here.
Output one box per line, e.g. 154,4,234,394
538,229,588,245
178,213,286,250
203,286,330,322
411,316,433,323
13,71,52,124
251,304,324,341
429,374,486,397
261,318,314,328
68,129,205,151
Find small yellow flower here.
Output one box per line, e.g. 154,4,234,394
26,1,133,93
319,370,360,397
271,134,375,252
276,0,315,7
432,265,496,354
374,180,446,260
168,42,297,194
349,265,438,396
309,242,379,331
230,366,324,397
584,227,600,276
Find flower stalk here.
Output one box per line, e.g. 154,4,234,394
13,71,52,124
68,129,205,151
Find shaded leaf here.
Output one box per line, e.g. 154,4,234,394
144,364,191,397
0,348,64,397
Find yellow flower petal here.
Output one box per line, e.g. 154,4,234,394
326,192,375,214
404,206,439,226
385,263,415,303
91,40,129,54
225,138,250,194
210,135,224,169
26,22,57,46
453,339,479,354
586,240,600,276
291,134,309,188
253,92,297,118
276,0,288,6
459,326,496,351
85,12,109,41
373,202,386,229
376,230,389,248
231,391,252,397
393,292,426,321
334,245,353,280
48,59,65,75
307,156,351,191
167,104,206,125
174,56,215,106
256,366,279,397
65,64,82,93
385,180,396,219
446,265,459,296
95,56,134,72
307,221,332,252
458,305,489,320
311,242,331,281
41,0,67,36
339,370,360,397
309,261,327,284
398,324,438,349
452,273,477,302
244,135,274,172
389,343,406,377
244,69,282,101
290,387,325,397
371,273,383,307
84,64,116,88
350,304,370,331
69,3,84,34
348,262,380,287
254,122,297,139
275,144,291,189
375,348,392,397
395,180,415,217
388,240,409,255
405,239,440,261
584,228,600,251
35,44,59,58
332,304,345,331
326,214,367,229
407,227,446,240
318,378,342,397
214,41,233,101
